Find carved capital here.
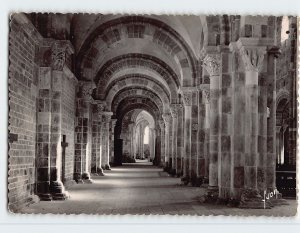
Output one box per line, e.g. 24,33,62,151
202,54,221,76
239,46,266,72
198,84,210,103
170,104,183,118
162,113,172,127
158,119,165,131
51,40,74,71
111,118,117,125
80,81,96,102
102,112,113,123
182,91,192,106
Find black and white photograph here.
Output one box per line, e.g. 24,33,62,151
7,12,298,216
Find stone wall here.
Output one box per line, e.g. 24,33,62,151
8,14,40,210
61,69,77,185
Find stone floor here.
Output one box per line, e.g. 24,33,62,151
20,160,297,216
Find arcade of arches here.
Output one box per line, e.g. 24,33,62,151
8,14,297,211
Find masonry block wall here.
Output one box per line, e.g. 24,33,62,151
61,69,77,185
8,15,39,210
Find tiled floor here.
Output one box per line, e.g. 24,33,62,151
20,161,298,216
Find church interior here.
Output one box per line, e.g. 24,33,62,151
8,13,297,213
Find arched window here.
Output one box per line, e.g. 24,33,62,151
281,16,289,43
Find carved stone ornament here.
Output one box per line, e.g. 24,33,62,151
51,42,66,71
111,119,117,127
239,47,266,72
202,54,221,76
198,84,210,103
81,82,96,101
162,113,172,126
203,89,210,103
158,119,165,131
182,92,192,106
97,103,105,112
170,104,182,118
102,113,112,124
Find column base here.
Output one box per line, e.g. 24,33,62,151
97,167,105,176
50,181,70,200
104,164,111,170
64,180,77,188
52,191,70,200
176,171,182,178
82,172,93,183
239,189,271,209
202,186,219,203
169,169,177,177
74,173,83,183
181,176,190,185
191,176,203,187
38,193,52,201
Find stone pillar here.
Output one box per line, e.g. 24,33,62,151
231,38,269,208
218,46,233,200
74,81,95,183
181,88,193,183
110,119,117,165
203,93,210,181
101,112,112,170
265,45,279,194
149,127,155,161
197,85,210,185
91,101,105,176
140,124,145,159
36,67,53,201
49,68,69,199
158,119,165,166
162,113,172,170
154,128,162,166
202,53,221,196
129,122,134,158
168,117,173,170
36,40,73,200
171,104,184,176
170,104,178,175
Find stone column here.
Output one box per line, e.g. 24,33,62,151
218,46,233,200
169,104,178,175
129,122,134,158
265,46,280,194
202,53,221,196
181,88,193,183
109,119,117,165
158,119,165,166
91,101,105,176
232,39,269,208
36,40,73,200
140,124,145,159
74,81,95,183
197,85,210,185
36,67,53,201
172,104,184,176
162,113,172,170
149,127,155,161
101,112,113,170
49,68,69,199
154,128,162,166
